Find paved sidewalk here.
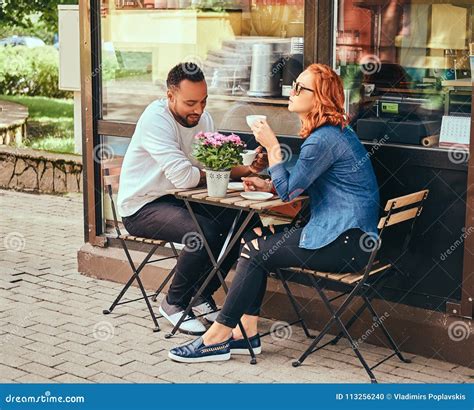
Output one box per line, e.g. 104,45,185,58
0,189,472,383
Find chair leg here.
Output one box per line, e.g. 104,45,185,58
103,270,141,315
334,314,378,383
293,277,378,383
329,285,374,345
169,242,179,258
103,245,156,314
315,284,378,383
151,267,175,303
294,275,354,366
276,269,314,338
329,276,387,345
150,242,180,302
103,243,160,331
329,301,368,346
293,316,337,367
362,295,410,363
134,273,160,332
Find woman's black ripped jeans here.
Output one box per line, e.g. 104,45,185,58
215,224,372,328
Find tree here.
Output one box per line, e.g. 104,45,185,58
0,0,78,33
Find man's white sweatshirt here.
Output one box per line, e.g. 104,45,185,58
117,99,214,217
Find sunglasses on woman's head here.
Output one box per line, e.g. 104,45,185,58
292,81,315,96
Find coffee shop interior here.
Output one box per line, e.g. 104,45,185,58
100,0,472,141
79,0,474,365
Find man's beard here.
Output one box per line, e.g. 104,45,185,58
170,105,200,128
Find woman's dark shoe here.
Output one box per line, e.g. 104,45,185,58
168,337,231,363
229,334,262,355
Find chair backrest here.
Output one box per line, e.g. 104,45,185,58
376,189,429,264
355,189,429,283
102,157,124,235
378,189,429,231
102,157,123,194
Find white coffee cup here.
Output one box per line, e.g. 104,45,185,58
240,149,257,166
246,115,267,129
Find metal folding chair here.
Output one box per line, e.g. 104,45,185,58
101,158,180,332
277,189,429,383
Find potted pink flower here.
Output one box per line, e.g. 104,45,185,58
193,131,245,197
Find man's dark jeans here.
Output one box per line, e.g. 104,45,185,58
122,195,261,308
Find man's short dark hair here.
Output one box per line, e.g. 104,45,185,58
166,62,205,90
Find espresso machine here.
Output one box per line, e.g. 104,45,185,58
281,37,304,97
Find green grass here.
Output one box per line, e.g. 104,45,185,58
30,136,75,154
0,95,73,118
0,95,75,154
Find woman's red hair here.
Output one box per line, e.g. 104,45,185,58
299,64,348,138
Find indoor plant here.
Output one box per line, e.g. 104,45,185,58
193,131,245,197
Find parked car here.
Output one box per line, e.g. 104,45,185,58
0,35,46,48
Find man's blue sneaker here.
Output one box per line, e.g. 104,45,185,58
168,337,231,363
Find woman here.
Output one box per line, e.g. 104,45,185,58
168,63,380,363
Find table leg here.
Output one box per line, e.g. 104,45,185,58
166,200,258,364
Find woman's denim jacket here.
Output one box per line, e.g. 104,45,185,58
268,125,379,249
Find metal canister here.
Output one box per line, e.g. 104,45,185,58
248,43,284,97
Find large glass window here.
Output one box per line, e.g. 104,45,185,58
100,0,305,136
335,0,473,148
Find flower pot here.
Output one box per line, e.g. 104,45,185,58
206,169,230,198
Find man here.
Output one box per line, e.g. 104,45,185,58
117,63,267,334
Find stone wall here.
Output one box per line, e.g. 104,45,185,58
0,146,82,193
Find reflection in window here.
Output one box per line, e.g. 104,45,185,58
336,0,473,148
100,0,305,136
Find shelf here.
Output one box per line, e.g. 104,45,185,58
105,81,290,105
209,94,289,105
442,80,473,88
376,87,441,95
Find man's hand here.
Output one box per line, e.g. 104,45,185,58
198,169,206,186
230,146,269,181
248,146,268,173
